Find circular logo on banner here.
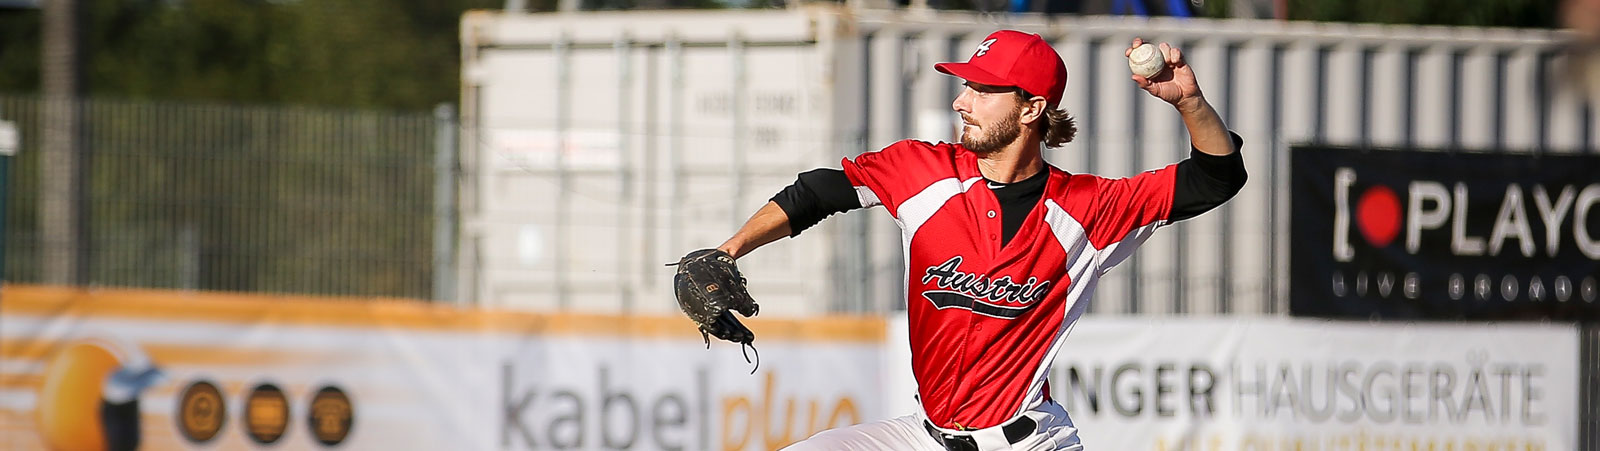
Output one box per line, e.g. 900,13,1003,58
1356,185,1402,248
244,384,290,444
177,381,226,443
308,386,354,446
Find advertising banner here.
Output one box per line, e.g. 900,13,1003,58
873,317,1581,451
1290,146,1600,320
0,286,884,451
1043,318,1580,450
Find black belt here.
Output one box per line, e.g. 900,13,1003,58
922,416,1036,451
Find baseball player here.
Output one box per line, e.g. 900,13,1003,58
672,31,1246,450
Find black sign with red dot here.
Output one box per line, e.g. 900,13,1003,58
1290,146,1600,321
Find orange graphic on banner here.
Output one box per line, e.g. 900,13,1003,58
34,342,118,450
720,372,860,451
32,338,162,451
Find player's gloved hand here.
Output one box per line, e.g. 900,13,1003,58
668,249,761,372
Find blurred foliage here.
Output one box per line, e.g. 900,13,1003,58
0,0,1560,110
0,0,498,110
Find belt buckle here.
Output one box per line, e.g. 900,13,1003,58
928,416,1036,450
938,433,978,451
926,421,979,451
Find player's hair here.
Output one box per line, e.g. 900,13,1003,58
1040,109,1076,148
1014,88,1076,148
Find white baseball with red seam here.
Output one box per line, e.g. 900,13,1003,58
1128,43,1165,78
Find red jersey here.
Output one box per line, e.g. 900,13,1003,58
841,139,1178,429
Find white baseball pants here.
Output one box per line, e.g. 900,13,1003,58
779,399,1085,451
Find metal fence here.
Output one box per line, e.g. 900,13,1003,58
458,8,1592,316
0,95,449,300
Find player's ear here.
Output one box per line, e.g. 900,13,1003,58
1019,95,1048,126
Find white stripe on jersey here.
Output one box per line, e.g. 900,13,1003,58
853,185,882,208
1096,220,1167,275
1015,200,1167,417
1016,200,1096,416
891,176,982,399
892,177,982,232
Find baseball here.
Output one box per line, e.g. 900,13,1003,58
1128,43,1165,78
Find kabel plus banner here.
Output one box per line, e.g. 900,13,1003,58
1290,146,1600,320
0,286,883,451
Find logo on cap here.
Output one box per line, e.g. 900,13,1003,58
974,39,997,58
934,30,1069,108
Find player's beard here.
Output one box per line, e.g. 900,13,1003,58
961,104,1023,154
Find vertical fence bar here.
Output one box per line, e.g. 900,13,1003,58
1126,58,1143,315
1079,38,1101,314
1581,325,1592,447
434,104,458,303
664,35,683,284
730,33,747,233
846,30,873,313
0,118,16,285
1266,43,1285,314
554,34,572,309
643,38,662,286
616,35,634,312
1218,42,1237,314
867,28,904,314
39,94,80,286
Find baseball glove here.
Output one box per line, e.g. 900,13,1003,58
668,249,760,371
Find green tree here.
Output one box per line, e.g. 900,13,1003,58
0,9,42,92
2,0,499,110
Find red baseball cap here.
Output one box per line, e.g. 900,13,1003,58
934,30,1068,108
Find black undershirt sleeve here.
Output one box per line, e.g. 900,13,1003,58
770,168,862,237
1170,131,1248,222
770,132,1243,239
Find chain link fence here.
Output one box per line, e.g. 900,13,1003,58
0,95,445,299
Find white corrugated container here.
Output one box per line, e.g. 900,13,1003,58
457,6,1585,317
